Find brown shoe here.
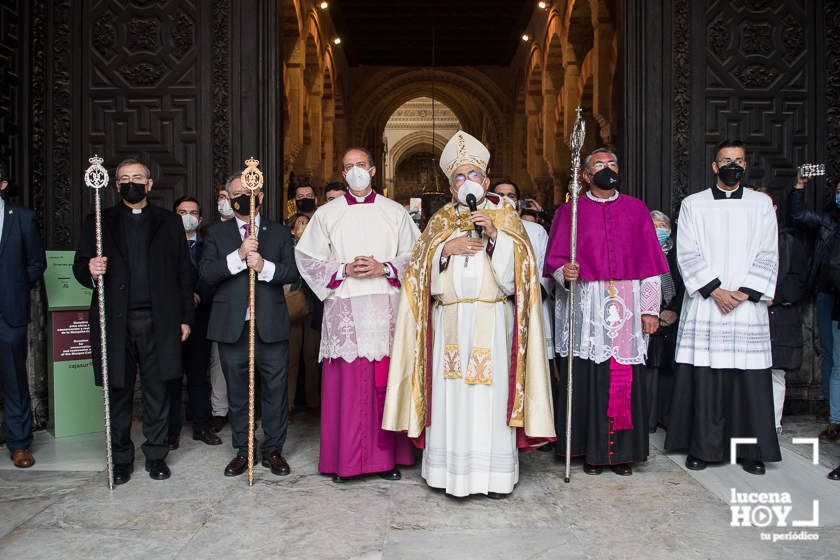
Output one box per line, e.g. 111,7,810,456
11,449,35,468
224,454,249,477
261,451,290,476
819,423,840,444
193,429,222,446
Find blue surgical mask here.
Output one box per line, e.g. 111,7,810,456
835,192,840,208
656,227,671,245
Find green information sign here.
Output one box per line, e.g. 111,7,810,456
44,250,92,310
44,251,102,437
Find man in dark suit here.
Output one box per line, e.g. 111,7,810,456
200,172,299,477
73,158,193,485
166,196,222,450
0,163,46,468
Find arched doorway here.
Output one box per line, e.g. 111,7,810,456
382,97,460,202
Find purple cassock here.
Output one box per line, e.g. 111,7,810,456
544,192,668,464
545,193,667,282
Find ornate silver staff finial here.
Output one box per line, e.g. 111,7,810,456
84,155,109,190
568,107,586,197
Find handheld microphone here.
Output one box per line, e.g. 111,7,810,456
465,193,482,237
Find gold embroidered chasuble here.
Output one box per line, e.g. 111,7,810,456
382,201,555,445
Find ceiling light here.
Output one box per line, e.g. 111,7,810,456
538,1,547,9
521,34,530,42
333,37,341,45
319,2,329,9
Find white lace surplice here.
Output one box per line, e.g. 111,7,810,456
553,274,661,365
294,195,419,362
674,188,778,370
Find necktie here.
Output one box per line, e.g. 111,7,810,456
242,223,251,238
188,239,196,250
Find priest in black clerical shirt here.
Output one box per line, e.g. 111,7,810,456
73,158,194,486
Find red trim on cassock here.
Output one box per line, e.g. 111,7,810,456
385,262,401,287
326,270,343,289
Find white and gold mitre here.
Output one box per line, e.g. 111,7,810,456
438,130,490,177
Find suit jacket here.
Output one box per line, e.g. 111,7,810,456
186,234,213,331
200,216,299,344
72,203,194,389
0,201,46,327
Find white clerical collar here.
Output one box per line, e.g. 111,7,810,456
235,213,261,230
586,190,619,203
715,185,737,198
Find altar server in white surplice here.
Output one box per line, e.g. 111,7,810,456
665,140,781,476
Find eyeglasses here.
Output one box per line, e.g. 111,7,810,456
452,170,484,186
117,174,148,182
342,161,370,171
717,158,746,166
590,161,618,172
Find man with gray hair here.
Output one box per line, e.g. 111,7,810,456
545,147,669,476
200,171,300,478
383,131,554,498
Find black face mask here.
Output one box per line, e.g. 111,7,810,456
717,162,745,187
118,182,147,204
592,168,620,190
295,198,316,213
230,194,257,215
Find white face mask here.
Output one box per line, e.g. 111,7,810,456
181,214,199,233
456,180,485,206
345,166,372,192
217,198,234,219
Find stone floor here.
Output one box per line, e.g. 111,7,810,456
0,412,838,559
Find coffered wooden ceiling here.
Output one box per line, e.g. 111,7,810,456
330,0,534,66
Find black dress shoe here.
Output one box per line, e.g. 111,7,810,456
113,463,134,485
486,491,508,500
828,465,840,481
166,432,180,451
261,451,290,476
224,455,249,477
685,455,707,470
378,468,401,481
332,474,349,483
583,463,603,475
209,415,227,433
741,459,765,475
611,463,633,476
193,429,222,446
145,459,171,480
